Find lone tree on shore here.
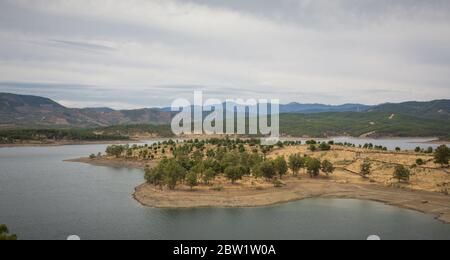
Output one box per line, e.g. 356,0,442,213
393,165,411,183
434,145,450,167
274,156,288,179
360,160,372,178
0,224,17,241
306,157,321,178
321,160,335,177
288,153,304,176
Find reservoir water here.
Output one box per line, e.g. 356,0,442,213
1,138,449,240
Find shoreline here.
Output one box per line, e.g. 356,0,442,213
133,178,450,224
65,136,450,226
0,138,171,148
1,135,448,148
67,156,450,224
65,157,155,169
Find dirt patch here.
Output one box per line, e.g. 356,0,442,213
134,175,450,224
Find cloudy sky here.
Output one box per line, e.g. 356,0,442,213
0,0,449,109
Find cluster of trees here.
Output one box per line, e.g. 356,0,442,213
144,139,336,190
415,146,434,154
0,225,17,240
144,145,266,190
362,143,388,151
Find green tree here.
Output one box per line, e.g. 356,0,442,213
186,172,199,190
321,160,335,176
203,168,216,185
319,143,331,151
144,166,164,190
224,166,244,184
416,158,425,166
393,165,411,183
260,160,277,180
309,144,317,152
252,164,263,179
360,160,372,178
0,224,17,241
162,159,186,190
306,157,321,178
274,156,288,179
288,153,303,176
434,145,450,166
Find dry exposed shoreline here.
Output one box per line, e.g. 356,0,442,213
66,157,154,169
132,177,450,224
69,155,450,224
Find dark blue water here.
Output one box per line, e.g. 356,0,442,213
0,139,449,240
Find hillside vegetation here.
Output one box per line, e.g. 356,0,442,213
280,112,450,138
0,124,174,144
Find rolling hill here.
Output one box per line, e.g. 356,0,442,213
1,92,449,139
0,93,173,128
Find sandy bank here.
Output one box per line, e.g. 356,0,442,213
66,157,155,169
133,177,450,224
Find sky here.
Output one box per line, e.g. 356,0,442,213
0,0,449,109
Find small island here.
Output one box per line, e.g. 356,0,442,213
69,138,450,223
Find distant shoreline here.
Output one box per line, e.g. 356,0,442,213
0,139,142,148
1,135,448,148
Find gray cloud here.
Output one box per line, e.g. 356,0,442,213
0,0,449,109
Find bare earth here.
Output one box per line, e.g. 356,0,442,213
68,145,450,223
134,175,450,224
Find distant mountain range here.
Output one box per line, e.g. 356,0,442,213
1,93,449,137
158,102,372,114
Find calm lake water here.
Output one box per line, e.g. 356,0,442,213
1,138,450,240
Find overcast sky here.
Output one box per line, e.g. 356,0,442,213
0,0,449,109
